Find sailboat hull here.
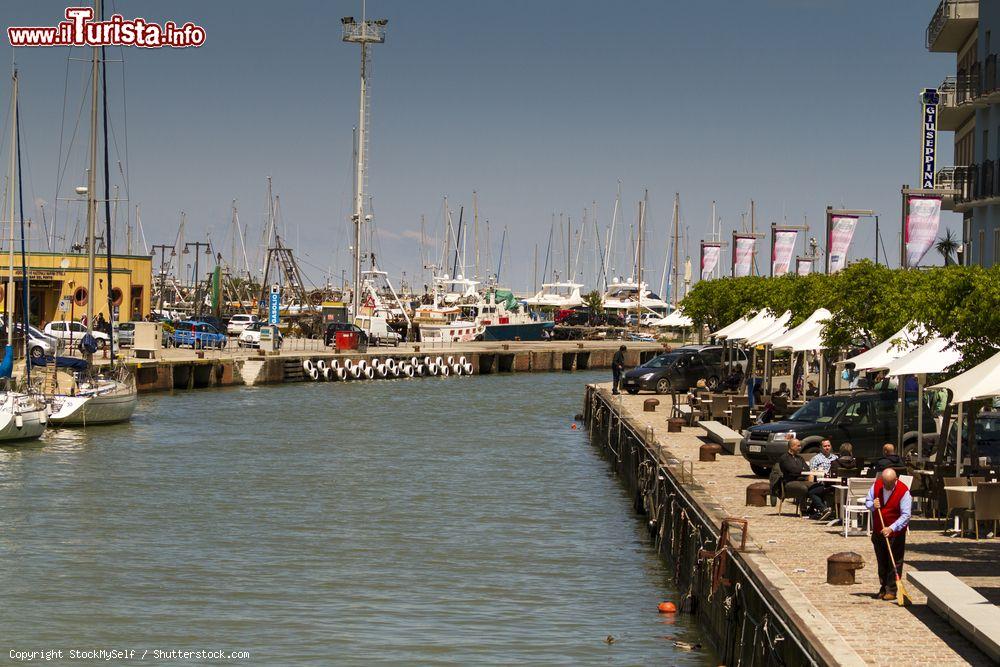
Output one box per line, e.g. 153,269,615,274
48,391,137,426
0,406,46,442
483,321,553,341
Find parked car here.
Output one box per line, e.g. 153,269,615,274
238,322,283,349
324,322,368,348
0,317,59,359
555,307,625,327
739,390,938,477
354,315,401,347
624,312,662,327
172,321,227,349
44,321,112,350
620,345,747,394
227,314,259,336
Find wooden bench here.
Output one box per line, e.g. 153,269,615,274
907,571,1000,662
699,420,742,455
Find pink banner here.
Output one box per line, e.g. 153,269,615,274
905,196,942,267
700,244,721,280
733,236,755,277
828,215,857,272
772,230,798,276
796,258,812,276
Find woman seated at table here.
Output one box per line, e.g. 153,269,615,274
831,442,858,477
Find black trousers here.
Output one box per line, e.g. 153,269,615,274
871,530,906,594
612,368,621,392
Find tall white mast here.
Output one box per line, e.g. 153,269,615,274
85,0,101,335
342,9,387,317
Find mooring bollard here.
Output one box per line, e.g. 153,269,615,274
827,552,865,585
667,418,684,433
699,443,722,462
643,398,659,412
745,481,770,507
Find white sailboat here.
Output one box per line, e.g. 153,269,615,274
44,0,137,426
0,70,47,443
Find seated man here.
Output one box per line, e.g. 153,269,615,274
772,382,790,398
805,380,819,398
806,439,839,519
773,438,809,511
873,443,904,473
755,401,775,425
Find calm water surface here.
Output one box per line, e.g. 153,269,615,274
1,371,713,665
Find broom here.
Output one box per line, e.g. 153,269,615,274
874,499,910,606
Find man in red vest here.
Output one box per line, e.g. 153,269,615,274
865,469,912,600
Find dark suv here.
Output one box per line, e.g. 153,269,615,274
620,344,747,394
740,390,938,477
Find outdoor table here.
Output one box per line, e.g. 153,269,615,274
944,486,978,533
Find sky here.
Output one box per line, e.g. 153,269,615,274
0,0,959,295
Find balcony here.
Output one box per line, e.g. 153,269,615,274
948,162,1000,210
936,77,975,131
935,166,963,209
927,0,979,53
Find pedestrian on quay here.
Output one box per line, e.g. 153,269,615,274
612,345,626,395
865,469,911,601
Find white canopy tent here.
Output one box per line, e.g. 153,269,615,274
712,315,751,339
728,310,791,343
748,319,791,346
771,308,832,352
883,337,962,461
929,350,1000,474
843,324,923,372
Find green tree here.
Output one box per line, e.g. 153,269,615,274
582,289,604,313
935,229,959,266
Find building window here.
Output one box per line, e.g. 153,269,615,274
986,129,991,160
73,286,88,307
981,229,987,266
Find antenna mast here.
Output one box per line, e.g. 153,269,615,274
341,9,387,317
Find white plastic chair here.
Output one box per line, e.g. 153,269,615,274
842,477,873,538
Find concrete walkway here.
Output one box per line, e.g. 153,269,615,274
603,386,997,667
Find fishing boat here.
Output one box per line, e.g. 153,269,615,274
416,279,550,342
525,281,584,309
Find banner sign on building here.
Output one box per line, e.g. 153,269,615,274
733,236,755,277
796,258,813,276
921,88,939,190
828,215,858,273
772,230,798,277
700,242,721,280
905,196,942,267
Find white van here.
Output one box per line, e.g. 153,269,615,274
354,315,401,347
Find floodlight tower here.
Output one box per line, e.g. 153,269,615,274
341,11,387,317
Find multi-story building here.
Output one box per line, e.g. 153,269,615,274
930,0,999,267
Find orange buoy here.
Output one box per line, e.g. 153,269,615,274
657,601,677,614
571,423,578,430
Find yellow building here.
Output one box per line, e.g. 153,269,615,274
0,251,152,326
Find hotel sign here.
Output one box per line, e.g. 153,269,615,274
921,88,939,189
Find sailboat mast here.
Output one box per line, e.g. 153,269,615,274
672,192,680,308
604,180,620,287
6,72,17,349
473,190,479,281
101,12,118,362
85,0,100,335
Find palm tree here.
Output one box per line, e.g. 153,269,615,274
935,229,959,266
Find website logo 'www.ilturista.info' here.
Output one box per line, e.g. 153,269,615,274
8,7,205,48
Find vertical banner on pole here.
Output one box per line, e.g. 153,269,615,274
827,215,858,273
700,242,721,280
771,230,798,276
796,258,813,276
921,88,939,190
904,196,942,267
733,235,755,277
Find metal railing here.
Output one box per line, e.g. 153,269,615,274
927,0,979,50
950,162,1000,205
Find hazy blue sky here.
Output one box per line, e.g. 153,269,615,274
1,1,957,293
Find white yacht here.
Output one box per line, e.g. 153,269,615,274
525,281,584,309
601,280,671,314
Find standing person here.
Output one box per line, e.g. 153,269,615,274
865,469,911,601
611,345,626,395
